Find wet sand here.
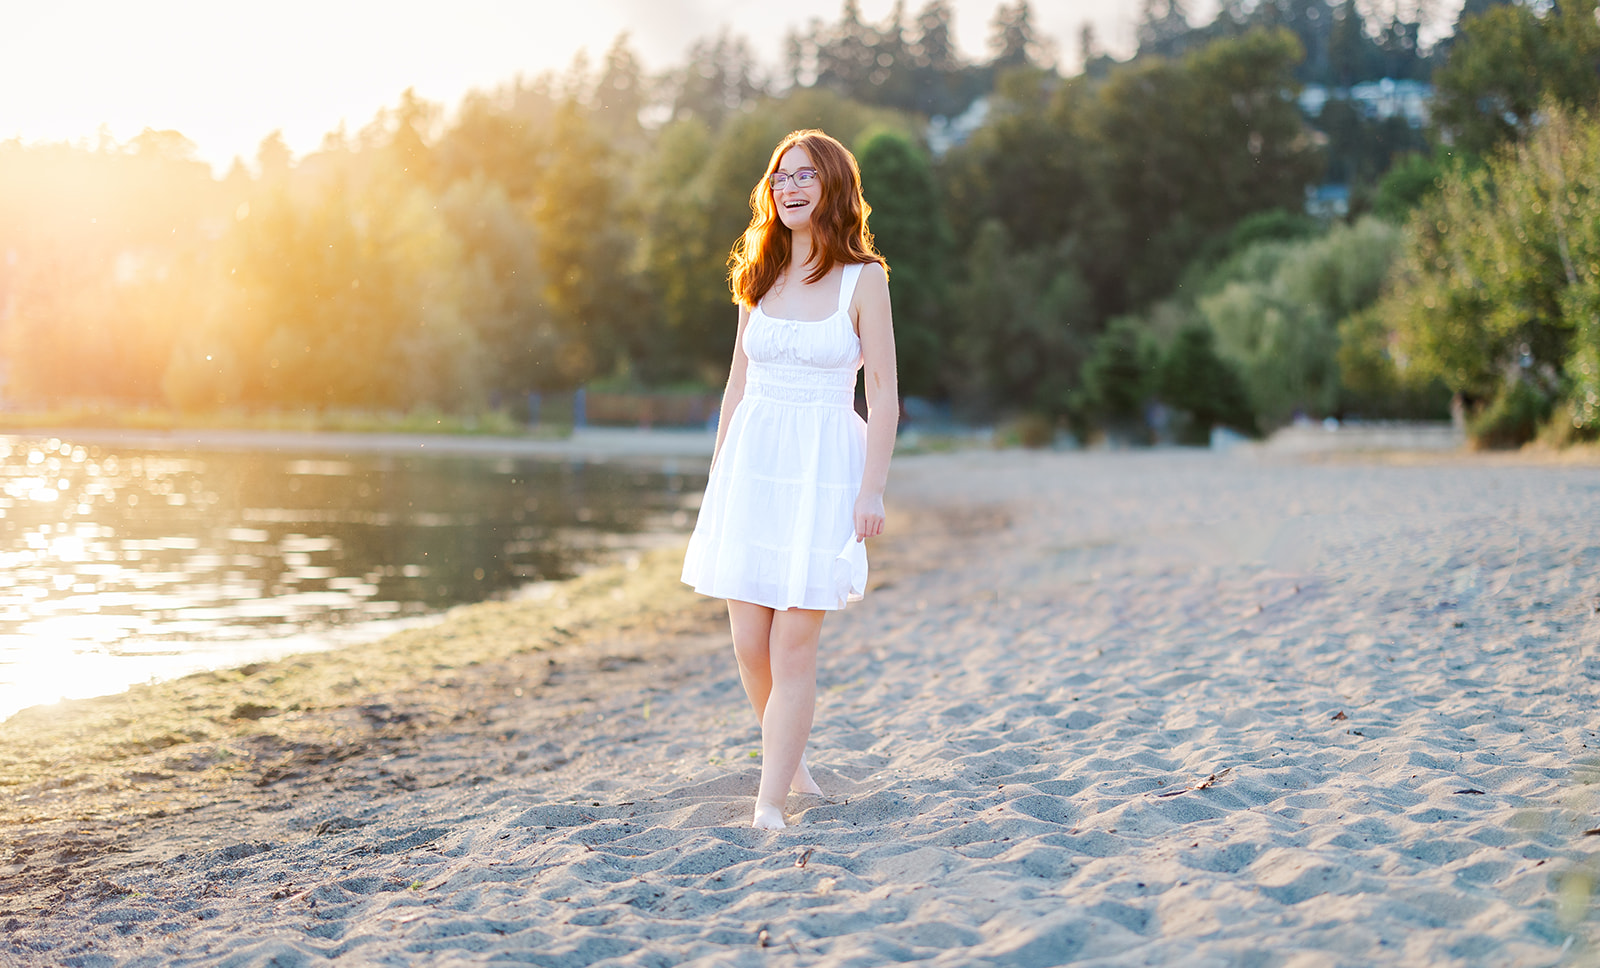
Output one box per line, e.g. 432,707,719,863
3,449,1599,967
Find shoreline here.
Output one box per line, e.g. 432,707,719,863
4,450,1598,966
1,425,718,461
0,541,724,828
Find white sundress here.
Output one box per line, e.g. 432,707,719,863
682,262,871,611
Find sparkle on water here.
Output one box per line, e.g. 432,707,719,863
0,436,703,720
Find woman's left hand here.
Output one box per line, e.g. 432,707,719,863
853,490,885,541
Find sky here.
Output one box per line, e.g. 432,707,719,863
1,0,1157,172
3,0,1453,174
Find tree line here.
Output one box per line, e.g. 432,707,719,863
2,0,1596,446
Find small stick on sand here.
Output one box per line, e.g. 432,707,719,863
1155,768,1233,798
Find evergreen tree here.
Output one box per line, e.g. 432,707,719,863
593,35,647,140
1137,0,1194,59
989,1,1043,69
671,31,767,129
1326,0,1372,86
914,0,960,74
816,0,877,101
911,1,977,116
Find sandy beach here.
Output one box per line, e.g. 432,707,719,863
3,448,1599,967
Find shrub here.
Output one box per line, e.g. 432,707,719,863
996,413,1056,449
1469,379,1553,449
1081,317,1156,437
1199,217,1402,425
1157,323,1258,444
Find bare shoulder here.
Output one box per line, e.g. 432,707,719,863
851,260,890,308
857,260,888,292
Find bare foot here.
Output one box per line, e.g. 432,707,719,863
752,800,787,830
789,754,823,796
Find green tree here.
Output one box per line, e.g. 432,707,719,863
1082,317,1155,433
528,99,652,387
939,68,1120,320
1157,322,1257,442
1432,0,1600,156
950,221,1092,417
593,35,649,142
640,117,728,383
434,176,564,402
1378,102,1600,439
1095,28,1321,307
1198,217,1401,424
948,27,1322,336
194,174,479,410
435,82,555,200
1370,150,1455,222
1136,0,1194,60
1334,305,1452,419
786,1,982,116
856,127,951,397
910,1,978,116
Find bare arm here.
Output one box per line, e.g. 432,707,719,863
711,304,753,471
852,262,898,540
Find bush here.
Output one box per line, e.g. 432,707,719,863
995,413,1056,449
1157,324,1258,444
1199,216,1402,426
1469,380,1553,449
1335,306,1454,419
1371,151,1452,222
1082,318,1155,425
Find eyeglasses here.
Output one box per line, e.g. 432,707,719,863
768,168,819,190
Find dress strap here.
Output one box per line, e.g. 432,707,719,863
837,263,864,316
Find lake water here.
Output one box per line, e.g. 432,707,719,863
0,435,706,720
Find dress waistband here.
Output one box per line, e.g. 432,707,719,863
745,362,857,410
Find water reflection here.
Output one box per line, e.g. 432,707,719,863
0,436,704,718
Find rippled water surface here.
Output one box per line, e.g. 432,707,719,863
0,436,704,718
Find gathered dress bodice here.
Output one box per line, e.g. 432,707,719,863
743,264,864,411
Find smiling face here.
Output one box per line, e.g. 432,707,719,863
772,145,821,232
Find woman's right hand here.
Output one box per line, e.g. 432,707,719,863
853,489,885,541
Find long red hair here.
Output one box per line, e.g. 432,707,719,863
728,129,886,309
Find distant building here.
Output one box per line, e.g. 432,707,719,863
1349,79,1433,128
1305,183,1351,219
1298,79,1433,129
1298,84,1331,117
926,98,990,156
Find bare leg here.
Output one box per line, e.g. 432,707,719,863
728,601,823,796
728,599,775,722
752,607,825,829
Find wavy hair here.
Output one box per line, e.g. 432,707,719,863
728,129,886,309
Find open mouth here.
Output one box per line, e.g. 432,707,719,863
784,200,809,210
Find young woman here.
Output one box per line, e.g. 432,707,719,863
681,129,898,830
